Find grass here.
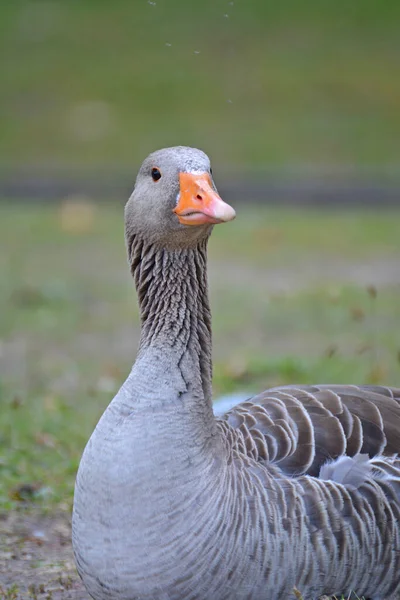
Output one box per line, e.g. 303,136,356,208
1,201,399,511
0,1,400,170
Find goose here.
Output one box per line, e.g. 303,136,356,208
72,146,400,600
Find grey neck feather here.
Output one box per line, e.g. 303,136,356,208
128,233,213,405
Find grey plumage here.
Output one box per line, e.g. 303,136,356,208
72,147,400,600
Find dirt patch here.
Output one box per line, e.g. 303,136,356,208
0,511,88,599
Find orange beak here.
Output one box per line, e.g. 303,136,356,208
173,172,236,226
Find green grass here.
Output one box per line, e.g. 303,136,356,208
0,202,399,511
1,1,400,169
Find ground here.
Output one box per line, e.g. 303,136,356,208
0,511,83,599
1,201,399,598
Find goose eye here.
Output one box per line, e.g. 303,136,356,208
151,167,162,182
210,168,213,176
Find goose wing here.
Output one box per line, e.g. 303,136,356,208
219,384,400,477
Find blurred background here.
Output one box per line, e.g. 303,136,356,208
0,1,399,597
1,0,400,201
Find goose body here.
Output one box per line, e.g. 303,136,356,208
72,147,400,600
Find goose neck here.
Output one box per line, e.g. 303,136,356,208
128,236,213,404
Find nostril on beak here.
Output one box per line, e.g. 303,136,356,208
196,194,203,201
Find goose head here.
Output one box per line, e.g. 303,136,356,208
125,146,236,249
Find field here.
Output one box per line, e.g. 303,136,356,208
1,1,400,172
0,201,399,598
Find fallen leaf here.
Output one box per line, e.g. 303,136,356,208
366,284,377,299
35,432,57,448
349,306,365,322
59,197,96,234
9,483,41,502
367,364,387,384
324,344,337,358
